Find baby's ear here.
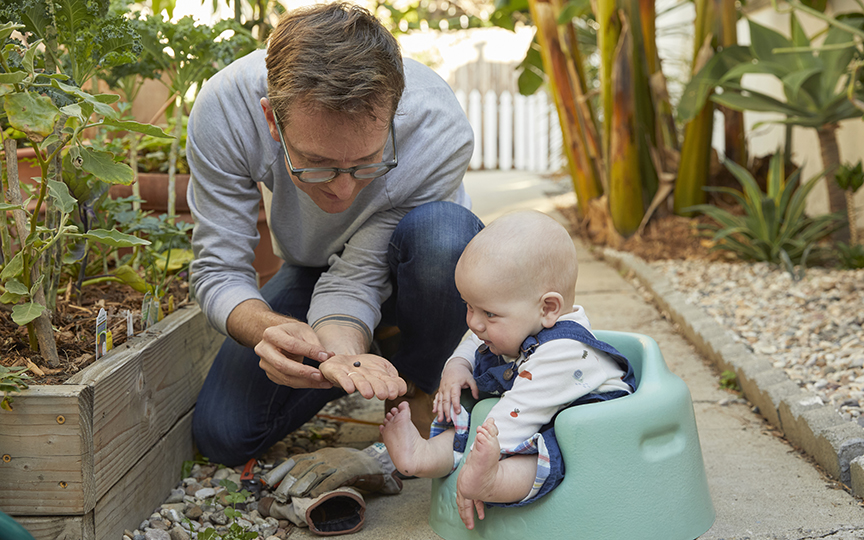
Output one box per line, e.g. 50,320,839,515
540,293,565,328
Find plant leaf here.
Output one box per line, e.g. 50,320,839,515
79,147,135,185
11,302,45,326
113,265,151,293
0,252,24,281
3,91,60,141
84,229,151,248
710,90,809,116
51,80,116,118
0,202,24,212
3,279,29,296
101,118,174,138
748,19,795,64
0,72,27,85
47,179,77,214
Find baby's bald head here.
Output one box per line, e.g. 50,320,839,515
457,211,579,305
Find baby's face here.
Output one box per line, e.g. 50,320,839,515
455,263,545,357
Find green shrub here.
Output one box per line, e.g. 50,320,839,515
685,153,841,269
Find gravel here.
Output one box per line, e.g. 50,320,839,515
651,259,864,424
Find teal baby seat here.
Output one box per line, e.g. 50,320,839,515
430,331,715,540
0,511,35,540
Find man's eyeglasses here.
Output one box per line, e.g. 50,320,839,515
273,111,398,184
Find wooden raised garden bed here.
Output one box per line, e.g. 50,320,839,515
0,304,224,540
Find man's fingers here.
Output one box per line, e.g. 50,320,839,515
256,342,333,389
319,355,406,399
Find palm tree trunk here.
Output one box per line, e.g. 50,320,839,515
719,0,746,166
528,0,603,214
816,123,850,243
608,17,644,237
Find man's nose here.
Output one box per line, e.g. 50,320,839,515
327,173,355,199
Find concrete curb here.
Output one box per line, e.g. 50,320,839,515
596,246,864,495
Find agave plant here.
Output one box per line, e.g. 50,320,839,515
678,13,864,241
685,154,842,267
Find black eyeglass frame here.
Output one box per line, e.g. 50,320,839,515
273,111,398,184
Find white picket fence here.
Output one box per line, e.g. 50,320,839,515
454,89,565,172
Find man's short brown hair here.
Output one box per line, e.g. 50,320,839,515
266,3,405,123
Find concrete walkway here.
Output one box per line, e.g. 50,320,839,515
297,170,864,539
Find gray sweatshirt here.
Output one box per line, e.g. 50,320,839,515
187,48,473,337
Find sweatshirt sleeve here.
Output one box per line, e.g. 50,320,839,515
186,53,271,335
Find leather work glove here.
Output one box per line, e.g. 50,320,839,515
269,445,402,502
259,487,366,536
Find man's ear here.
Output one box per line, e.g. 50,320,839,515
540,293,565,328
260,97,281,143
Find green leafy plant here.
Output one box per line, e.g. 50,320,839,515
0,12,170,366
834,242,864,269
719,370,740,393
685,153,842,271
180,453,210,480
133,14,257,221
0,365,31,411
108,197,194,295
679,12,864,242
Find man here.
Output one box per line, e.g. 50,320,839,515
187,2,482,466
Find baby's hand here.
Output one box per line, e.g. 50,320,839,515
433,357,478,423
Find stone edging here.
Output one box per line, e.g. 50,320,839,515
596,247,864,496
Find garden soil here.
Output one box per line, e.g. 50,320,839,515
1,281,190,385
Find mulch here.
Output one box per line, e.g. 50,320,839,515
1,281,189,385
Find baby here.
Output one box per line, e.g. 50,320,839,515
379,210,635,529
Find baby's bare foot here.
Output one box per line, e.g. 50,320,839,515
380,402,426,477
457,418,502,501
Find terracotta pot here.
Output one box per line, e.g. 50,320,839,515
110,173,282,286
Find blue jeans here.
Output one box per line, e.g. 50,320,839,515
192,201,484,466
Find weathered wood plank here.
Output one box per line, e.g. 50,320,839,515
0,385,94,514
94,410,194,540
67,304,222,501
16,513,95,540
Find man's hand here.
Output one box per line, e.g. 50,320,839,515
319,354,407,400
254,320,335,389
433,357,478,423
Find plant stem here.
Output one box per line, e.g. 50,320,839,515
167,98,183,225
2,139,60,366
0,141,15,265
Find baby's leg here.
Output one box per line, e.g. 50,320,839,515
380,401,457,478
457,418,536,504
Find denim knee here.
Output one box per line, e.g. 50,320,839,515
389,201,483,282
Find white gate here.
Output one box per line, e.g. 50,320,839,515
455,89,564,172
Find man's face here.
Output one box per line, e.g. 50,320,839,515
263,99,391,214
